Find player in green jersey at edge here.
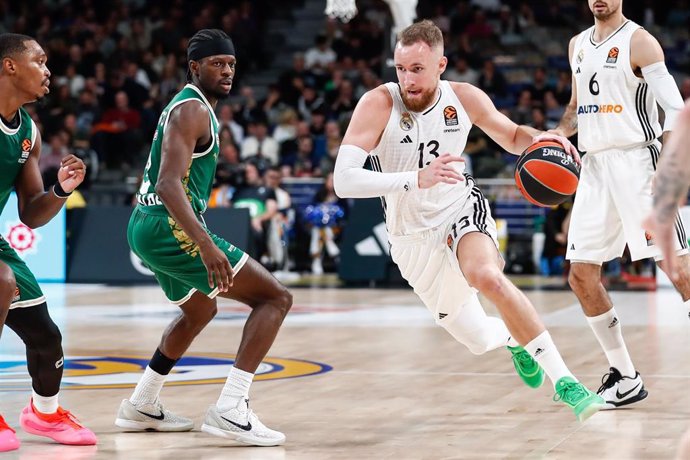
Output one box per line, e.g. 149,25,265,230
118,29,291,447
0,33,96,452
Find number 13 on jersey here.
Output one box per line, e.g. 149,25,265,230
418,140,440,168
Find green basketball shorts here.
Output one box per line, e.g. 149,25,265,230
127,205,248,304
0,236,45,309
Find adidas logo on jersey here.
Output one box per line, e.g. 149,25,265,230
400,135,412,144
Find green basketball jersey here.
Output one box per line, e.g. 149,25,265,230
0,108,36,215
137,84,220,214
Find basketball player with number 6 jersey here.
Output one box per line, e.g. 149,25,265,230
334,20,606,421
551,0,688,409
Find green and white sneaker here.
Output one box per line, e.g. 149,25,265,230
553,376,606,422
508,345,544,389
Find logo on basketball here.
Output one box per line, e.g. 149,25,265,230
606,47,619,64
400,112,414,131
443,106,458,126
0,353,332,390
5,222,39,255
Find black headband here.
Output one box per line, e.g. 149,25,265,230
187,37,235,62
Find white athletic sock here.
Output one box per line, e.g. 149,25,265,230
507,336,520,348
217,366,254,412
130,366,166,406
684,299,690,319
524,330,575,387
586,308,636,377
32,390,58,414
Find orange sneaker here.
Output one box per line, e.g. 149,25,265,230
20,402,97,445
0,414,20,452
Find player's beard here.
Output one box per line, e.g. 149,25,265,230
592,4,618,21
401,86,438,113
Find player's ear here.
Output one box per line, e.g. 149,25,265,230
439,56,448,75
2,57,16,75
189,60,199,78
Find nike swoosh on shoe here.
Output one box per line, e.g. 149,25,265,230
616,382,641,399
221,416,252,431
136,410,165,420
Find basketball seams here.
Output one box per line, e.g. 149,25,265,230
521,168,572,198
522,159,579,193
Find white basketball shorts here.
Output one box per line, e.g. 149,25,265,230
567,141,688,264
389,180,499,320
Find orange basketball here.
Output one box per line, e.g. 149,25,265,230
514,141,580,207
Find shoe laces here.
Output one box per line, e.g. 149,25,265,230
40,407,84,430
0,415,15,434
553,381,588,403
597,368,622,394
513,350,534,368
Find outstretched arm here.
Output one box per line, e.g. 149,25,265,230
453,82,579,162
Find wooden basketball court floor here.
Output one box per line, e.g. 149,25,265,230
0,282,688,459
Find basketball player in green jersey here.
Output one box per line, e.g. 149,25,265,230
0,33,96,452
117,29,290,447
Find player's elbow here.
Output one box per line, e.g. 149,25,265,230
332,174,350,199
154,178,175,201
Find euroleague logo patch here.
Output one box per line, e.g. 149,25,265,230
0,353,332,390
443,106,458,126
606,47,619,64
19,138,31,164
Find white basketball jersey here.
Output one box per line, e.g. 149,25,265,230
370,81,473,236
572,20,661,153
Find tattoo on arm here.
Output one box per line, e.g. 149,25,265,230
557,104,578,136
654,148,690,223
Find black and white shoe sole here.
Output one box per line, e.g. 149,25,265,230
602,386,649,410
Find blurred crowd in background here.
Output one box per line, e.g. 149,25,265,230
2,0,689,274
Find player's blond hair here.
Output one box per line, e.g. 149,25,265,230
397,20,443,51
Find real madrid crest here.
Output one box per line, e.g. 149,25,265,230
576,49,584,64
400,112,413,131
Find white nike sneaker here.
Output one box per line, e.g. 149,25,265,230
200,398,285,446
115,399,194,431
596,367,648,409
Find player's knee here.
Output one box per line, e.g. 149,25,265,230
25,305,62,352
196,304,218,328
272,287,292,318
438,314,494,355
568,265,592,292
465,267,504,295
0,267,16,306
41,318,63,350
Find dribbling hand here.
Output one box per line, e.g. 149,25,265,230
199,243,234,292
57,155,86,192
535,133,581,165
418,153,465,189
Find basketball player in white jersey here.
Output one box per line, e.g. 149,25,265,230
551,0,689,409
334,20,605,421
